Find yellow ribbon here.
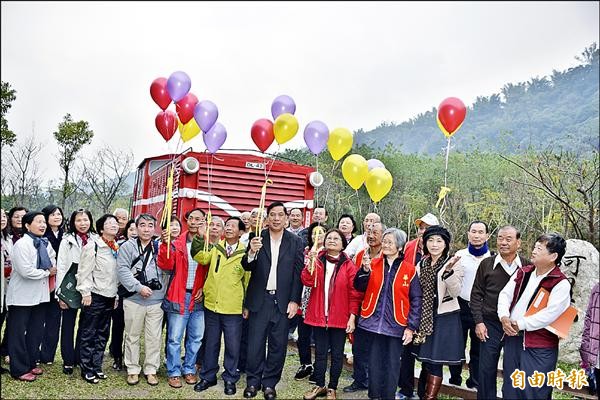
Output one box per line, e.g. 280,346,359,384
309,228,321,288
255,179,273,236
160,164,175,258
435,186,451,208
204,211,212,253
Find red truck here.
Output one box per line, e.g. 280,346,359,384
131,150,319,229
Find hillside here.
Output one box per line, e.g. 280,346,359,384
354,44,599,155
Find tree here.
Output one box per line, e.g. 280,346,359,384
1,135,43,207
78,146,134,213
53,113,94,209
1,81,17,147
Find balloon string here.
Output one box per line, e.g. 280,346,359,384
439,136,452,224
315,154,319,208
355,189,362,218
444,137,451,187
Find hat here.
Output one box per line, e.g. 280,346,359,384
422,225,451,256
415,213,439,227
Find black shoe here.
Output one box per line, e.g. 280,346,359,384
263,386,277,400
308,374,316,384
82,373,100,384
96,371,108,380
112,358,122,371
244,385,258,398
294,364,314,380
224,381,236,395
343,382,367,393
466,378,478,389
449,377,462,386
63,365,74,375
194,378,218,392
0,365,8,374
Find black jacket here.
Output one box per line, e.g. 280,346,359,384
242,229,304,314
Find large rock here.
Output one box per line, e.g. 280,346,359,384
558,239,599,364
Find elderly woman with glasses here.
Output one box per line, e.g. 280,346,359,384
301,229,362,400
353,228,423,400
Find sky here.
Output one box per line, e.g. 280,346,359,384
1,1,598,183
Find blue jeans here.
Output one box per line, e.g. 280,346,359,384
166,292,204,377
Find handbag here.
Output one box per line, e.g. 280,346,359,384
56,262,82,309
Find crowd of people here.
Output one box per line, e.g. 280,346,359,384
0,203,598,400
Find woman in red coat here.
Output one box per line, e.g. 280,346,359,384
301,229,363,400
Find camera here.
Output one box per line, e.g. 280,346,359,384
144,278,163,291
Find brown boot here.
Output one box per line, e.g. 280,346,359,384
423,374,443,400
326,388,337,399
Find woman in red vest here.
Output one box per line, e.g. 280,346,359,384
353,228,422,400
301,229,362,400
412,225,463,400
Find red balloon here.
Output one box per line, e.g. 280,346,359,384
155,110,178,142
251,119,275,152
437,97,467,135
150,77,171,111
176,93,198,125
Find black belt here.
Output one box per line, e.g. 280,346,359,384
186,289,193,293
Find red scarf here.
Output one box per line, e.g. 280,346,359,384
76,231,89,247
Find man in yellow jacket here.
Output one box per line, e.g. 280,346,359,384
191,216,247,396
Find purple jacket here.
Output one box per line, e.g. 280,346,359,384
580,282,600,368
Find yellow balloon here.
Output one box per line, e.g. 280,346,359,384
179,118,201,143
273,113,299,144
342,154,369,190
327,127,353,161
365,167,393,203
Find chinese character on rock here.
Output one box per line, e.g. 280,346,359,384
511,369,526,390
566,368,589,390
527,370,546,388
546,368,566,390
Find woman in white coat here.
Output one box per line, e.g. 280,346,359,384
55,209,97,375
5,211,57,381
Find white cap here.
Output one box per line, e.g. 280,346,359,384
415,213,439,227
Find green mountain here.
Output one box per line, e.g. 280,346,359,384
354,44,599,154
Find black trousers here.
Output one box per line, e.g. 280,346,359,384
38,293,61,363
200,309,242,383
368,331,404,400
398,342,417,396
238,316,249,372
449,297,479,386
351,326,371,388
60,307,81,367
478,318,504,400
297,316,313,366
246,292,290,389
7,304,45,377
108,297,124,360
503,334,558,400
78,293,114,376
313,326,346,390
0,303,9,357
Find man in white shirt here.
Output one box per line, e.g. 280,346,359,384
449,221,491,389
497,233,571,400
344,213,380,259
241,202,304,400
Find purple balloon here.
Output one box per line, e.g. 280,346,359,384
203,122,227,154
194,100,219,132
367,158,385,171
167,71,191,102
303,120,329,155
271,95,296,120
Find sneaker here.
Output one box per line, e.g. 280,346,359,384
295,364,314,380
308,374,317,384
127,374,139,385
